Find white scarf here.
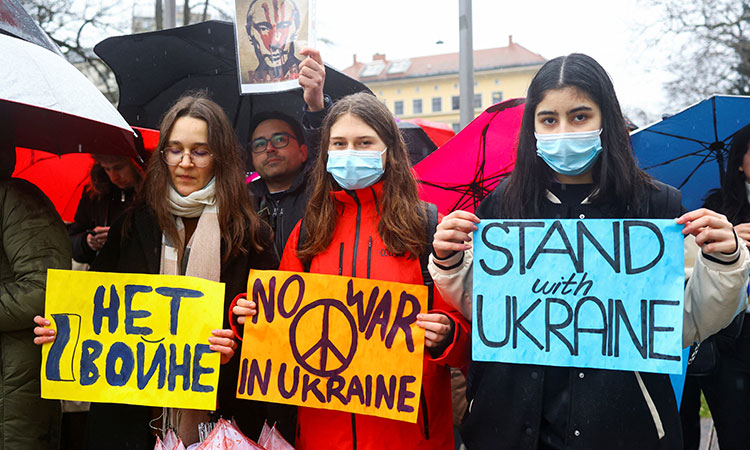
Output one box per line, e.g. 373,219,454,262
160,179,221,282
166,178,217,218
159,180,220,442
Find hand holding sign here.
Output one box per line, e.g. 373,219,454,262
416,313,454,349
433,210,480,259
298,48,325,112
33,315,55,345
676,208,737,254
233,297,257,324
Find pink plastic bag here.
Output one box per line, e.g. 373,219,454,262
258,422,294,450
194,419,264,450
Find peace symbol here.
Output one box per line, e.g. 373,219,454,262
289,298,358,377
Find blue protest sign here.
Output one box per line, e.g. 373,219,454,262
472,219,684,374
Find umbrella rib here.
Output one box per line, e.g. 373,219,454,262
641,129,711,146
677,151,714,189
643,148,714,169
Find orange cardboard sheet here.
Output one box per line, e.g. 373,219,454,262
236,270,427,423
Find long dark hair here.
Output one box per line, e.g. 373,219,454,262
704,124,750,224
501,53,654,217
137,93,266,261
297,92,426,264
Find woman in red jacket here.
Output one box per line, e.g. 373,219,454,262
234,92,470,449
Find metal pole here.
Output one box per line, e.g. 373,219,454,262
164,0,176,28
458,0,474,129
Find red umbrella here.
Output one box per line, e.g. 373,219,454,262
12,149,93,222
403,118,456,147
11,127,158,222
414,98,525,215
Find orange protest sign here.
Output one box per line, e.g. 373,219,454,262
236,270,427,423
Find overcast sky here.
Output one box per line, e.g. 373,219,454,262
312,0,674,125
121,0,676,124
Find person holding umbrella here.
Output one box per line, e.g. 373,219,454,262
34,94,287,448
1,131,71,449
428,53,750,449
234,92,470,449
679,123,750,450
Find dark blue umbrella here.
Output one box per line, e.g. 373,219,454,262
631,95,750,210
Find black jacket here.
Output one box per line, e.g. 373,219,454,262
84,205,294,449
248,101,329,255
249,167,309,255
68,187,135,263
461,179,685,450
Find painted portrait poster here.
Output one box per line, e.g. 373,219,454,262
233,0,314,94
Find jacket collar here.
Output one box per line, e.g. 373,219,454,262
331,181,383,214
249,163,309,198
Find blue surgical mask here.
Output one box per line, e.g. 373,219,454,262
326,148,386,190
534,129,603,176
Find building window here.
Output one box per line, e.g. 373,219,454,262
432,97,442,112
492,91,504,104
494,79,500,85
453,83,458,89
434,85,439,91
452,123,460,133
396,89,402,94
415,87,420,93
413,99,423,114
474,93,482,109
394,100,404,115
452,95,460,110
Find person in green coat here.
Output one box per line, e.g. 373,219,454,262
0,133,70,450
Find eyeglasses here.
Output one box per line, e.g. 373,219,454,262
161,148,213,168
250,132,297,154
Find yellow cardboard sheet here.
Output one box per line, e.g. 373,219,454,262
41,269,225,410
236,270,427,423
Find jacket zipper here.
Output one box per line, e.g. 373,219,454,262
351,413,357,449
420,387,430,439
350,190,362,277
338,243,344,276
367,237,372,279
276,207,284,254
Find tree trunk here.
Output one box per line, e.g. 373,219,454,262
183,0,190,25
155,0,163,30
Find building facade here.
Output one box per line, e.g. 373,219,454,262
342,36,546,132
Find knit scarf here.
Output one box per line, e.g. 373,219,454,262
159,179,220,443
160,179,220,282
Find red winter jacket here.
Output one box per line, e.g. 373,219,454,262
280,182,470,450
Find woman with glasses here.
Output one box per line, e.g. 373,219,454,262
34,94,289,449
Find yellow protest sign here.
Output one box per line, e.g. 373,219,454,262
42,269,225,410
236,270,427,423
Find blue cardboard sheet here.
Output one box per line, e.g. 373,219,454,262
472,219,685,374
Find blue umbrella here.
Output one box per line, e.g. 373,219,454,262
631,95,750,210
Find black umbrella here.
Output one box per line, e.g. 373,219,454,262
397,121,437,166
94,20,371,150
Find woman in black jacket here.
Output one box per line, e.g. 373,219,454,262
680,123,750,450
35,94,291,448
428,53,747,449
